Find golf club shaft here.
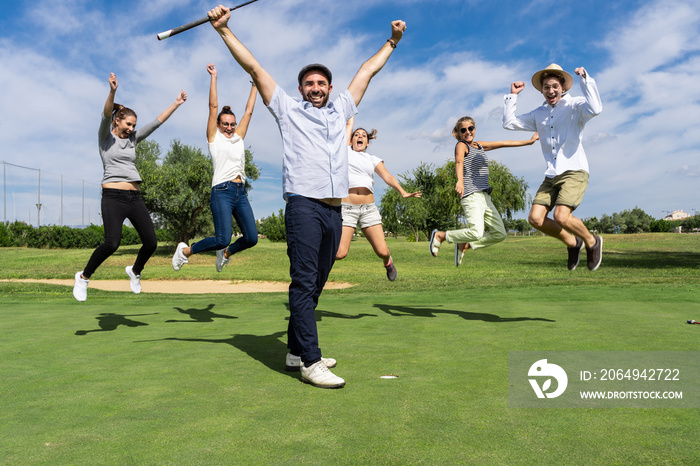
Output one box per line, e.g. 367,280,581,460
157,0,260,41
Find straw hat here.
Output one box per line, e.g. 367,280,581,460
531,63,573,92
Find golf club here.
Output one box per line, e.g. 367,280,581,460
157,0,260,41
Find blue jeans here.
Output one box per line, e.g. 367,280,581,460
285,196,342,363
190,181,258,255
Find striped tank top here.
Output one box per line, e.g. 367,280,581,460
458,141,491,199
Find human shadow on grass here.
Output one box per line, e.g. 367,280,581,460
75,312,158,335
141,330,294,377
165,304,238,323
600,250,700,269
373,304,555,323
283,302,377,321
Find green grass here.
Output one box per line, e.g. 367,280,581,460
1,234,699,464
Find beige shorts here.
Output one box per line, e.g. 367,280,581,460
341,203,382,229
533,170,589,210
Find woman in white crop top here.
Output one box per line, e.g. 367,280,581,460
335,116,421,281
172,63,258,273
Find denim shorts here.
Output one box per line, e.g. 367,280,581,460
341,202,382,229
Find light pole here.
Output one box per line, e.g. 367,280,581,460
36,169,42,227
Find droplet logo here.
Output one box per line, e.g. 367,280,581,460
528,359,568,398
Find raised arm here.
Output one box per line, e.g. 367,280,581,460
103,73,118,118
209,5,276,106
347,20,406,107
234,82,257,139
503,81,537,132
156,90,187,123
480,133,539,151
375,162,421,198
206,63,219,142
346,115,354,146
575,66,603,118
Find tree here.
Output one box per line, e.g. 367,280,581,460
135,139,260,244
380,159,529,240
380,162,454,241
488,160,529,220
257,209,286,242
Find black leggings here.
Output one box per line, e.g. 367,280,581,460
82,188,157,278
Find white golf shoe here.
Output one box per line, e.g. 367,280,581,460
215,248,230,272
73,271,88,302
125,266,141,294
172,242,188,271
285,353,337,371
300,360,345,388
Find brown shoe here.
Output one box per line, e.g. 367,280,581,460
567,237,584,271
586,235,603,271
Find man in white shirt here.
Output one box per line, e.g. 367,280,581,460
503,63,603,271
207,5,406,388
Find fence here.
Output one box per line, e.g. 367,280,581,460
2,161,102,228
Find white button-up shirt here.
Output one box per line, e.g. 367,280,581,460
267,86,357,199
503,75,602,177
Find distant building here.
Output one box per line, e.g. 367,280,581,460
663,210,692,221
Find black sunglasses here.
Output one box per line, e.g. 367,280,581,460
460,126,476,133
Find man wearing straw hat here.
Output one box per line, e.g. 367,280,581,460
503,64,603,271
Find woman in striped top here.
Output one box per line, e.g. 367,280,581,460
429,117,538,266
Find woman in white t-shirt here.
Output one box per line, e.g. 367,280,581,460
336,116,421,281
172,63,258,272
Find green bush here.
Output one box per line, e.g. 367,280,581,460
0,222,11,247
0,222,171,249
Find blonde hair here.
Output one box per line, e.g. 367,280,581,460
451,116,475,141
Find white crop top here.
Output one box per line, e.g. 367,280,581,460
347,147,383,192
208,130,246,187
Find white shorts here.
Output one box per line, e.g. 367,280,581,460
341,202,382,229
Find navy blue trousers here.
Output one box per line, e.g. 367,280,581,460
284,196,342,363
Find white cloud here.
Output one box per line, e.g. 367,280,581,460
1,0,699,223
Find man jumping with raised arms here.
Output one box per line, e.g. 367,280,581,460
503,64,603,271
207,5,406,388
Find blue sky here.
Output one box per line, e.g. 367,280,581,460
1,0,699,226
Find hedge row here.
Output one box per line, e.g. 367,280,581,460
0,221,172,249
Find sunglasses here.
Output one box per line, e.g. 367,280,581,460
219,122,237,128
460,126,476,134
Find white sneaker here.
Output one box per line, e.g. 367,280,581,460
73,271,88,302
300,360,346,388
172,242,188,271
215,248,230,272
125,266,141,294
285,353,337,371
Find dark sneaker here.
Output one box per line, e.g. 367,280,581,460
385,258,397,281
586,235,603,271
567,237,584,271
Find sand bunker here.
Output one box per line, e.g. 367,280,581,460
2,279,354,294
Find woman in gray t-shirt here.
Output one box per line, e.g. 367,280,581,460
73,73,187,302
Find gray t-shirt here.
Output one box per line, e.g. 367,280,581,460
98,113,162,184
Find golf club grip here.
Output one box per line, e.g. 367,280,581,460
157,16,209,41
157,0,260,41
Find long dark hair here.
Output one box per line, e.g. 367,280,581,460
352,127,377,141
112,103,137,128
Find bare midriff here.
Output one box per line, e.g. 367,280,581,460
343,187,374,205
102,181,140,190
